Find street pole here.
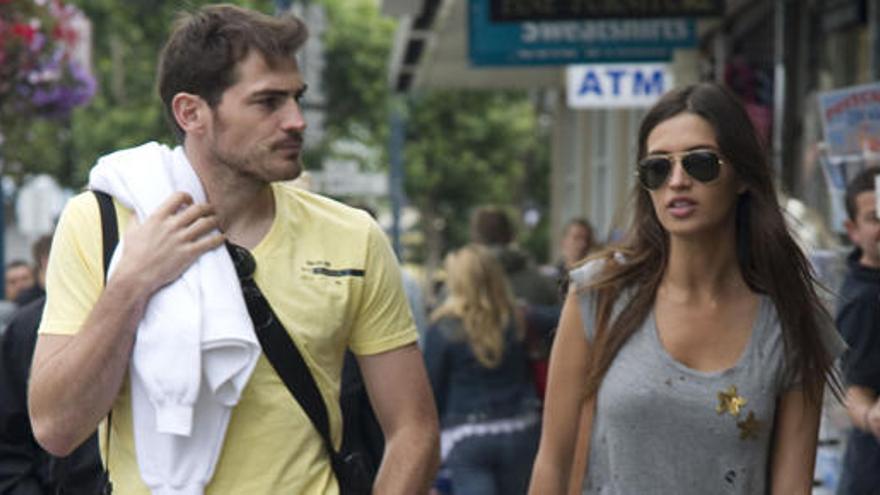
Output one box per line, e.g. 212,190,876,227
772,0,787,185
388,99,405,259
0,136,4,300
871,0,880,80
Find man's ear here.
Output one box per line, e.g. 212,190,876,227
844,218,859,245
171,93,208,136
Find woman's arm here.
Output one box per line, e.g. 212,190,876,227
528,291,592,495
566,397,595,495
769,388,822,494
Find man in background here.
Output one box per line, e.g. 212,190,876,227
469,205,557,307
0,234,103,493
14,235,52,307
836,166,880,494
548,218,595,299
4,261,34,303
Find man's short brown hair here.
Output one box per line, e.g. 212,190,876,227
157,4,308,140
470,206,515,245
845,165,880,220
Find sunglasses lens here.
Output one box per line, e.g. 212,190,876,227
682,151,721,183
638,157,671,190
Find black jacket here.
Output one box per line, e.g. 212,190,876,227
836,249,880,391
0,297,103,494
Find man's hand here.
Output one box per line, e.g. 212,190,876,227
29,192,225,456
113,192,225,294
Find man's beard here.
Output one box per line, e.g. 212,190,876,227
207,133,303,182
208,112,303,182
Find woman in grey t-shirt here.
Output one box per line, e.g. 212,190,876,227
529,83,845,495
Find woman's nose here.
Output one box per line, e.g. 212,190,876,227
666,158,691,188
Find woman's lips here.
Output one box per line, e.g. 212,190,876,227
667,197,696,218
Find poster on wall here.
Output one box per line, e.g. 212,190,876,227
817,82,880,231
818,82,880,157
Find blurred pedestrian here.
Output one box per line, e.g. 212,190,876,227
1,297,104,494
1,218,105,493
470,207,560,402
529,82,845,494
470,206,558,308
549,217,596,299
835,165,880,494
425,244,541,495
27,5,438,494
14,234,52,307
4,261,34,303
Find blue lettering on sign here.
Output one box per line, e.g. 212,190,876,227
575,68,667,99
606,69,625,95
578,71,603,96
633,70,664,95
846,109,865,125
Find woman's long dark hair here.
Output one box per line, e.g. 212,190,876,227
582,82,840,405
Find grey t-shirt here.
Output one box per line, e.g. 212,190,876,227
570,260,845,495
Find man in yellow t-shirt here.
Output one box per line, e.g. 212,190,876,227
27,5,439,494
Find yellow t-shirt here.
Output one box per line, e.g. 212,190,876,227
39,183,418,494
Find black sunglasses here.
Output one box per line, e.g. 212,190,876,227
636,150,726,190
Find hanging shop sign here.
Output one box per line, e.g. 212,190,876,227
818,81,880,158
566,63,673,108
816,81,880,231
490,0,725,22
469,0,697,67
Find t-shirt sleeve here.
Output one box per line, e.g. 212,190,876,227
347,220,418,355
836,295,879,388
569,258,606,342
38,193,105,336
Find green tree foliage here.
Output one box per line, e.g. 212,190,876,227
4,0,552,264
320,0,394,147
2,0,272,187
317,0,551,263
404,90,550,263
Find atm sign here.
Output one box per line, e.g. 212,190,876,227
566,63,674,109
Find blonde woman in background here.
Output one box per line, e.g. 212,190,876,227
424,244,541,495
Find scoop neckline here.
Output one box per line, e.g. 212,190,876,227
647,295,767,378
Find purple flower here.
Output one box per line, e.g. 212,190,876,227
1,0,95,120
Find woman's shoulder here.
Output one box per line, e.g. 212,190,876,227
569,251,627,291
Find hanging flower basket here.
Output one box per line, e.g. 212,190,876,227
0,0,96,122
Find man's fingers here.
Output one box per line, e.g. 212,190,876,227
189,232,226,257
181,215,221,243
171,202,216,230
154,192,194,218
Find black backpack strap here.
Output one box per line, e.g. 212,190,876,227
234,266,334,447
92,191,118,282
224,242,366,493
92,190,117,495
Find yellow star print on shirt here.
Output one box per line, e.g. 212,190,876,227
716,385,747,417
737,411,761,440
